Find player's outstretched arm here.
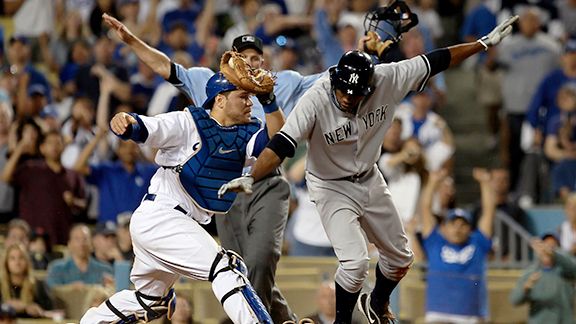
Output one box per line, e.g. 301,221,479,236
446,15,518,68
102,13,171,79
419,169,448,237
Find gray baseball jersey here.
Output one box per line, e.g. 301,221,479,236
281,55,431,180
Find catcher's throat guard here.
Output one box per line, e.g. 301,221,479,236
364,0,419,43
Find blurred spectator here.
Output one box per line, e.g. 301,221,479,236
497,7,561,191
395,88,455,172
314,0,357,68
46,224,114,289
431,174,457,217
472,167,528,259
0,243,53,318
559,194,576,256
2,131,87,245
115,212,134,261
91,221,124,266
509,235,576,324
556,0,576,38
89,0,119,38
0,103,14,223
63,0,96,23
500,1,565,40
74,127,156,224
525,39,576,144
254,2,313,45
6,36,52,116
3,219,31,249
74,35,130,111
58,40,93,101
9,0,55,39
461,0,500,151
81,285,112,316
130,60,162,115
412,0,443,43
162,296,195,324
378,120,427,224
0,303,16,324
29,229,58,271
545,83,576,200
420,168,495,323
117,0,159,45
221,0,261,51
286,153,334,257
161,0,202,36
60,96,97,168
304,281,361,324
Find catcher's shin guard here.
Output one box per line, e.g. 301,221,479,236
210,249,273,324
106,288,176,324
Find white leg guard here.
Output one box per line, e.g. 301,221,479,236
210,249,273,324
80,289,176,324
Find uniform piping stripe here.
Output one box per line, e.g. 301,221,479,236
418,55,431,92
279,131,297,149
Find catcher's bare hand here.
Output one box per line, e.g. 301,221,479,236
102,13,135,44
110,112,137,136
220,51,275,95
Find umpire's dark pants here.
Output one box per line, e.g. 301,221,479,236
215,175,295,323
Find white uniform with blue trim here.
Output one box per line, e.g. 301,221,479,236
81,109,272,324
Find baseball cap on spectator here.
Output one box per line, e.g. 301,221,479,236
95,221,118,236
28,84,48,97
565,38,576,53
232,35,263,54
445,208,473,224
9,35,28,45
166,20,189,33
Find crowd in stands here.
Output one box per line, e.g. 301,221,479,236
0,0,574,322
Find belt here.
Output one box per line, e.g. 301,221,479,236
334,168,373,182
144,194,188,215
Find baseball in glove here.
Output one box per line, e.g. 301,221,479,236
220,51,275,95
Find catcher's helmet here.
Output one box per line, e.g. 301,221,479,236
329,50,374,96
202,72,238,109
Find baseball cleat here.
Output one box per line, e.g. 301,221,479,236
357,292,396,324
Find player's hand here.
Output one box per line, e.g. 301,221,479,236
110,112,137,136
359,31,394,59
472,168,491,183
218,175,254,198
102,13,135,44
478,15,519,50
523,271,541,291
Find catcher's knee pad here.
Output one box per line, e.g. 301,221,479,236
210,249,273,324
106,288,176,324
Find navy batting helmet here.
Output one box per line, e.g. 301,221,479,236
329,51,374,96
202,72,238,109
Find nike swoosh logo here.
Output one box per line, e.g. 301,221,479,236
218,147,236,154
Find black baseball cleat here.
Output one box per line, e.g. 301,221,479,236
357,292,397,324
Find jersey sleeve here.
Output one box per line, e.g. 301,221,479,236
375,55,431,102
279,89,318,145
138,111,196,149
169,63,214,106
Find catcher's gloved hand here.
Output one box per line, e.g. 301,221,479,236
218,175,255,198
220,51,275,95
477,15,519,50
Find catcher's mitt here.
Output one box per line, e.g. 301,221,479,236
220,51,275,95
364,31,395,58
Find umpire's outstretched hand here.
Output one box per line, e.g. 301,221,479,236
110,112,137,136
218,175,255,198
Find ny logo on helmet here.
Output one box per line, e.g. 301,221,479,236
349,73,359,84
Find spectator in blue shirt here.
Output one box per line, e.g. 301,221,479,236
74,128,157,224
46,224,114,289
419,168,496,322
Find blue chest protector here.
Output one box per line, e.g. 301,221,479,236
178,108,261,213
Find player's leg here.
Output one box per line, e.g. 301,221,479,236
307,178,370,324
242,176,296,322
360,172,414,321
